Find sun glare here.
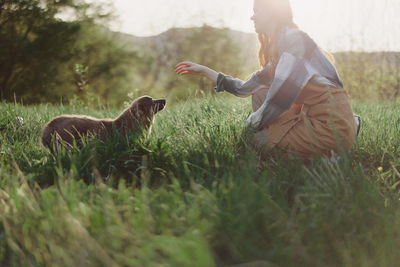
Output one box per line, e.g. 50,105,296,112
111,0,397,51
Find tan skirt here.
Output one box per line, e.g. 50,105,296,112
252,83,358,159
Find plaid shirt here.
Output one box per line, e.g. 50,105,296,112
214,26,343,131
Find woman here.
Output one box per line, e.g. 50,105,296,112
174,0,360,159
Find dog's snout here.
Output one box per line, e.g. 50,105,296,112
153,99,166,113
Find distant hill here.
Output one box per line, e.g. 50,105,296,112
103,26,400,102
109,26,399,68
109,26,261,71
112,26,258,52
334,51,400,66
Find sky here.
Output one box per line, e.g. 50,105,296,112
110,0,399,52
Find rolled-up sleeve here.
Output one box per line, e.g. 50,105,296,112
247,53,311,131
246,30,315,131
214,65,271,98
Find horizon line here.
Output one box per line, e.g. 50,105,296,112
111,25,400,53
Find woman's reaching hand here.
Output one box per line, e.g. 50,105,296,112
174,61,219,83
175,61,205,76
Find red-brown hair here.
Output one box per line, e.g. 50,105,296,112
256,0,297,76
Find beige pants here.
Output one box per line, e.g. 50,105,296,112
251,83,357,159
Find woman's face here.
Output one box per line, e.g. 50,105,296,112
251,0,276,35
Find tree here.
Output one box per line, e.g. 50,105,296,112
0,0,140,105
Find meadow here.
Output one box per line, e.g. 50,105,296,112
1,96,400,266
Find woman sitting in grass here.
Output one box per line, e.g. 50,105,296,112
175,0,360,159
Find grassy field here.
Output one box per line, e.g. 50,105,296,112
1,96,400,266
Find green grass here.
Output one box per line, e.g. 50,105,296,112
1,96,400,266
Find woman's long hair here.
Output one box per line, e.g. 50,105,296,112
257,0,335,75
256,0,297,76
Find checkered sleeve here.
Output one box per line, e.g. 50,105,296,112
246,30,317,130
214,65,271,98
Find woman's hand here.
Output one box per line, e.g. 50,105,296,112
175,61,219,83
245,108,263,130
174,61,205,76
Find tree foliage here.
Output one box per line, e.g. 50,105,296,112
0,0,141,105
0,0,257,106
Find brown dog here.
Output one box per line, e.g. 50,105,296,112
40,96,166,152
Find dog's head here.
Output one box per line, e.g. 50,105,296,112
130,95,166,117
124,96,166,131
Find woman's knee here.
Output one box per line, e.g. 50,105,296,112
254,128,268,149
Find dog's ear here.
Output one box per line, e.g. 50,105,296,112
134,106,145,118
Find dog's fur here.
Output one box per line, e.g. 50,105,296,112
40,96,166,152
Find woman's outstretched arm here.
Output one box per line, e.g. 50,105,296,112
175,61,218,82
175,61,271,98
